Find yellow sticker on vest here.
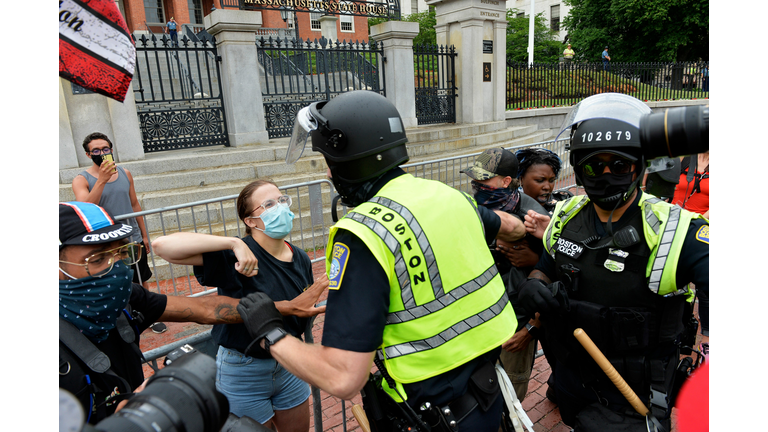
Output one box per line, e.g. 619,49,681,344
696,225,709,244
328,242,350,290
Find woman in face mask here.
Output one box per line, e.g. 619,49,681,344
152,180,327,432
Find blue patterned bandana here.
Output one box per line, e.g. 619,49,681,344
59,261,134,342
471,181,520,213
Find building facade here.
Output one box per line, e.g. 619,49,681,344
115,0,373,42
505,0,571,42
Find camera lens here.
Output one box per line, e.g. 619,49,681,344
93,352,229,432
639,105,708,160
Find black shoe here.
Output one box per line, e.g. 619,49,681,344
150,322,167,334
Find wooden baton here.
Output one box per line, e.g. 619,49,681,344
351,404,372,432
573,328,649,416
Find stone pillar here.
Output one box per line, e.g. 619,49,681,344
205,9,270,147
59,77,145,168
426,0,508,124
369,21,420,129
319,15,338,42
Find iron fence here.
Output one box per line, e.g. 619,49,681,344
133,33,229,152
506,60,709,109
256,36,384,138
413,43,457,125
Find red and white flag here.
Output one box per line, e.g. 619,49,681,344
59,0,136,102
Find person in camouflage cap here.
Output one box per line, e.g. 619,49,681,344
462,148,550,403
461,148,519,181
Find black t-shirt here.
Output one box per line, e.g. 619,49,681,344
193,236,313,355
321,170,503,408
61,284,167,424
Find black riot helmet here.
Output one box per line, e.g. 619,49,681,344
286,91,410,206
555,93,651,210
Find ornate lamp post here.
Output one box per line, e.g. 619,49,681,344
279,5,300,44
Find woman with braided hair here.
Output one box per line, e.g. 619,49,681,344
515,148,573,214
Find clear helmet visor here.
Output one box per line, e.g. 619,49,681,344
555,93,652,142
286,106,318,164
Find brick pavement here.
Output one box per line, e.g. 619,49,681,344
139,250,692,432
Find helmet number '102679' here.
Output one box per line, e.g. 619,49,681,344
581,131,632,142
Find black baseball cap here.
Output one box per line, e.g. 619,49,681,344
59,202,134,250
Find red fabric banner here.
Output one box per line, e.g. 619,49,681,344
59,0,136,102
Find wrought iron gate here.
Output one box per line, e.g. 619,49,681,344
257,36,385,138
134,34,229,152
414,44,457,125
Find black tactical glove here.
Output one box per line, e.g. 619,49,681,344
237,292,284,355
518,278,563,318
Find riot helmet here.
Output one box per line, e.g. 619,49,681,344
287,91,409,206
555,93,651,210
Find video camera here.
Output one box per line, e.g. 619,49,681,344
639,105,709,198
66,344,271,432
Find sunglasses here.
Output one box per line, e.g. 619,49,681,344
581,158,634,178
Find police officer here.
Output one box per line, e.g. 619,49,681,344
236,91,529,431
517,93,709,430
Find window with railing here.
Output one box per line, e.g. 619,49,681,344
551,5,560,32
144,0,165,24
188,0,203,25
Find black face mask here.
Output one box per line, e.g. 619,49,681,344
91,154,104,166
581,171,637,210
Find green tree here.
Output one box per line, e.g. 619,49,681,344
505,10,563,63
562,0,709,62
368,8,437,46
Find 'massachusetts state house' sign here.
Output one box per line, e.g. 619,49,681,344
238,0,400,19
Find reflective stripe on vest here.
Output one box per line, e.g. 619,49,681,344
383,289,510,359
328,174,517,387
648,204,681,294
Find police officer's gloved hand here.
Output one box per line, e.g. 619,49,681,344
518,278,562,318
237,292,284,355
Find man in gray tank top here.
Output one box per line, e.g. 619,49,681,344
72,132,166,333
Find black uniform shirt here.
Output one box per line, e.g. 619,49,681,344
533,193,709,329
321,169,503,407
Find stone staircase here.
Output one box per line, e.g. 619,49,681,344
59,121,553,281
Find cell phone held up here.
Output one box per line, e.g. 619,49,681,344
102,153,117,173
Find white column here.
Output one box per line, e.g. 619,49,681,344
319,15,339,42
205,9,270,147
369,21,420,129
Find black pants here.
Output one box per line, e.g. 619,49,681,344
458,393,504,432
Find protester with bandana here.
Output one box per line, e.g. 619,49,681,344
59,201,326,426
460,148,549,402
153,180,329,432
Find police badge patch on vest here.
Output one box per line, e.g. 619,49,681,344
696,225,709,244
604,248,629,272
555,237,584,259
329,242,350,290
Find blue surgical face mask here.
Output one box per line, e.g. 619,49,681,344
59,261,134,342
253,204,294,239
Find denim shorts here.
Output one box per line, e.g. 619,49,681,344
216,346,311,423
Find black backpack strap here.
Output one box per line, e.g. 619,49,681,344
59,318,134,391
59,318,111,374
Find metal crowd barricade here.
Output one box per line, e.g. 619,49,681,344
400,137,577,194
113,139,572,431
